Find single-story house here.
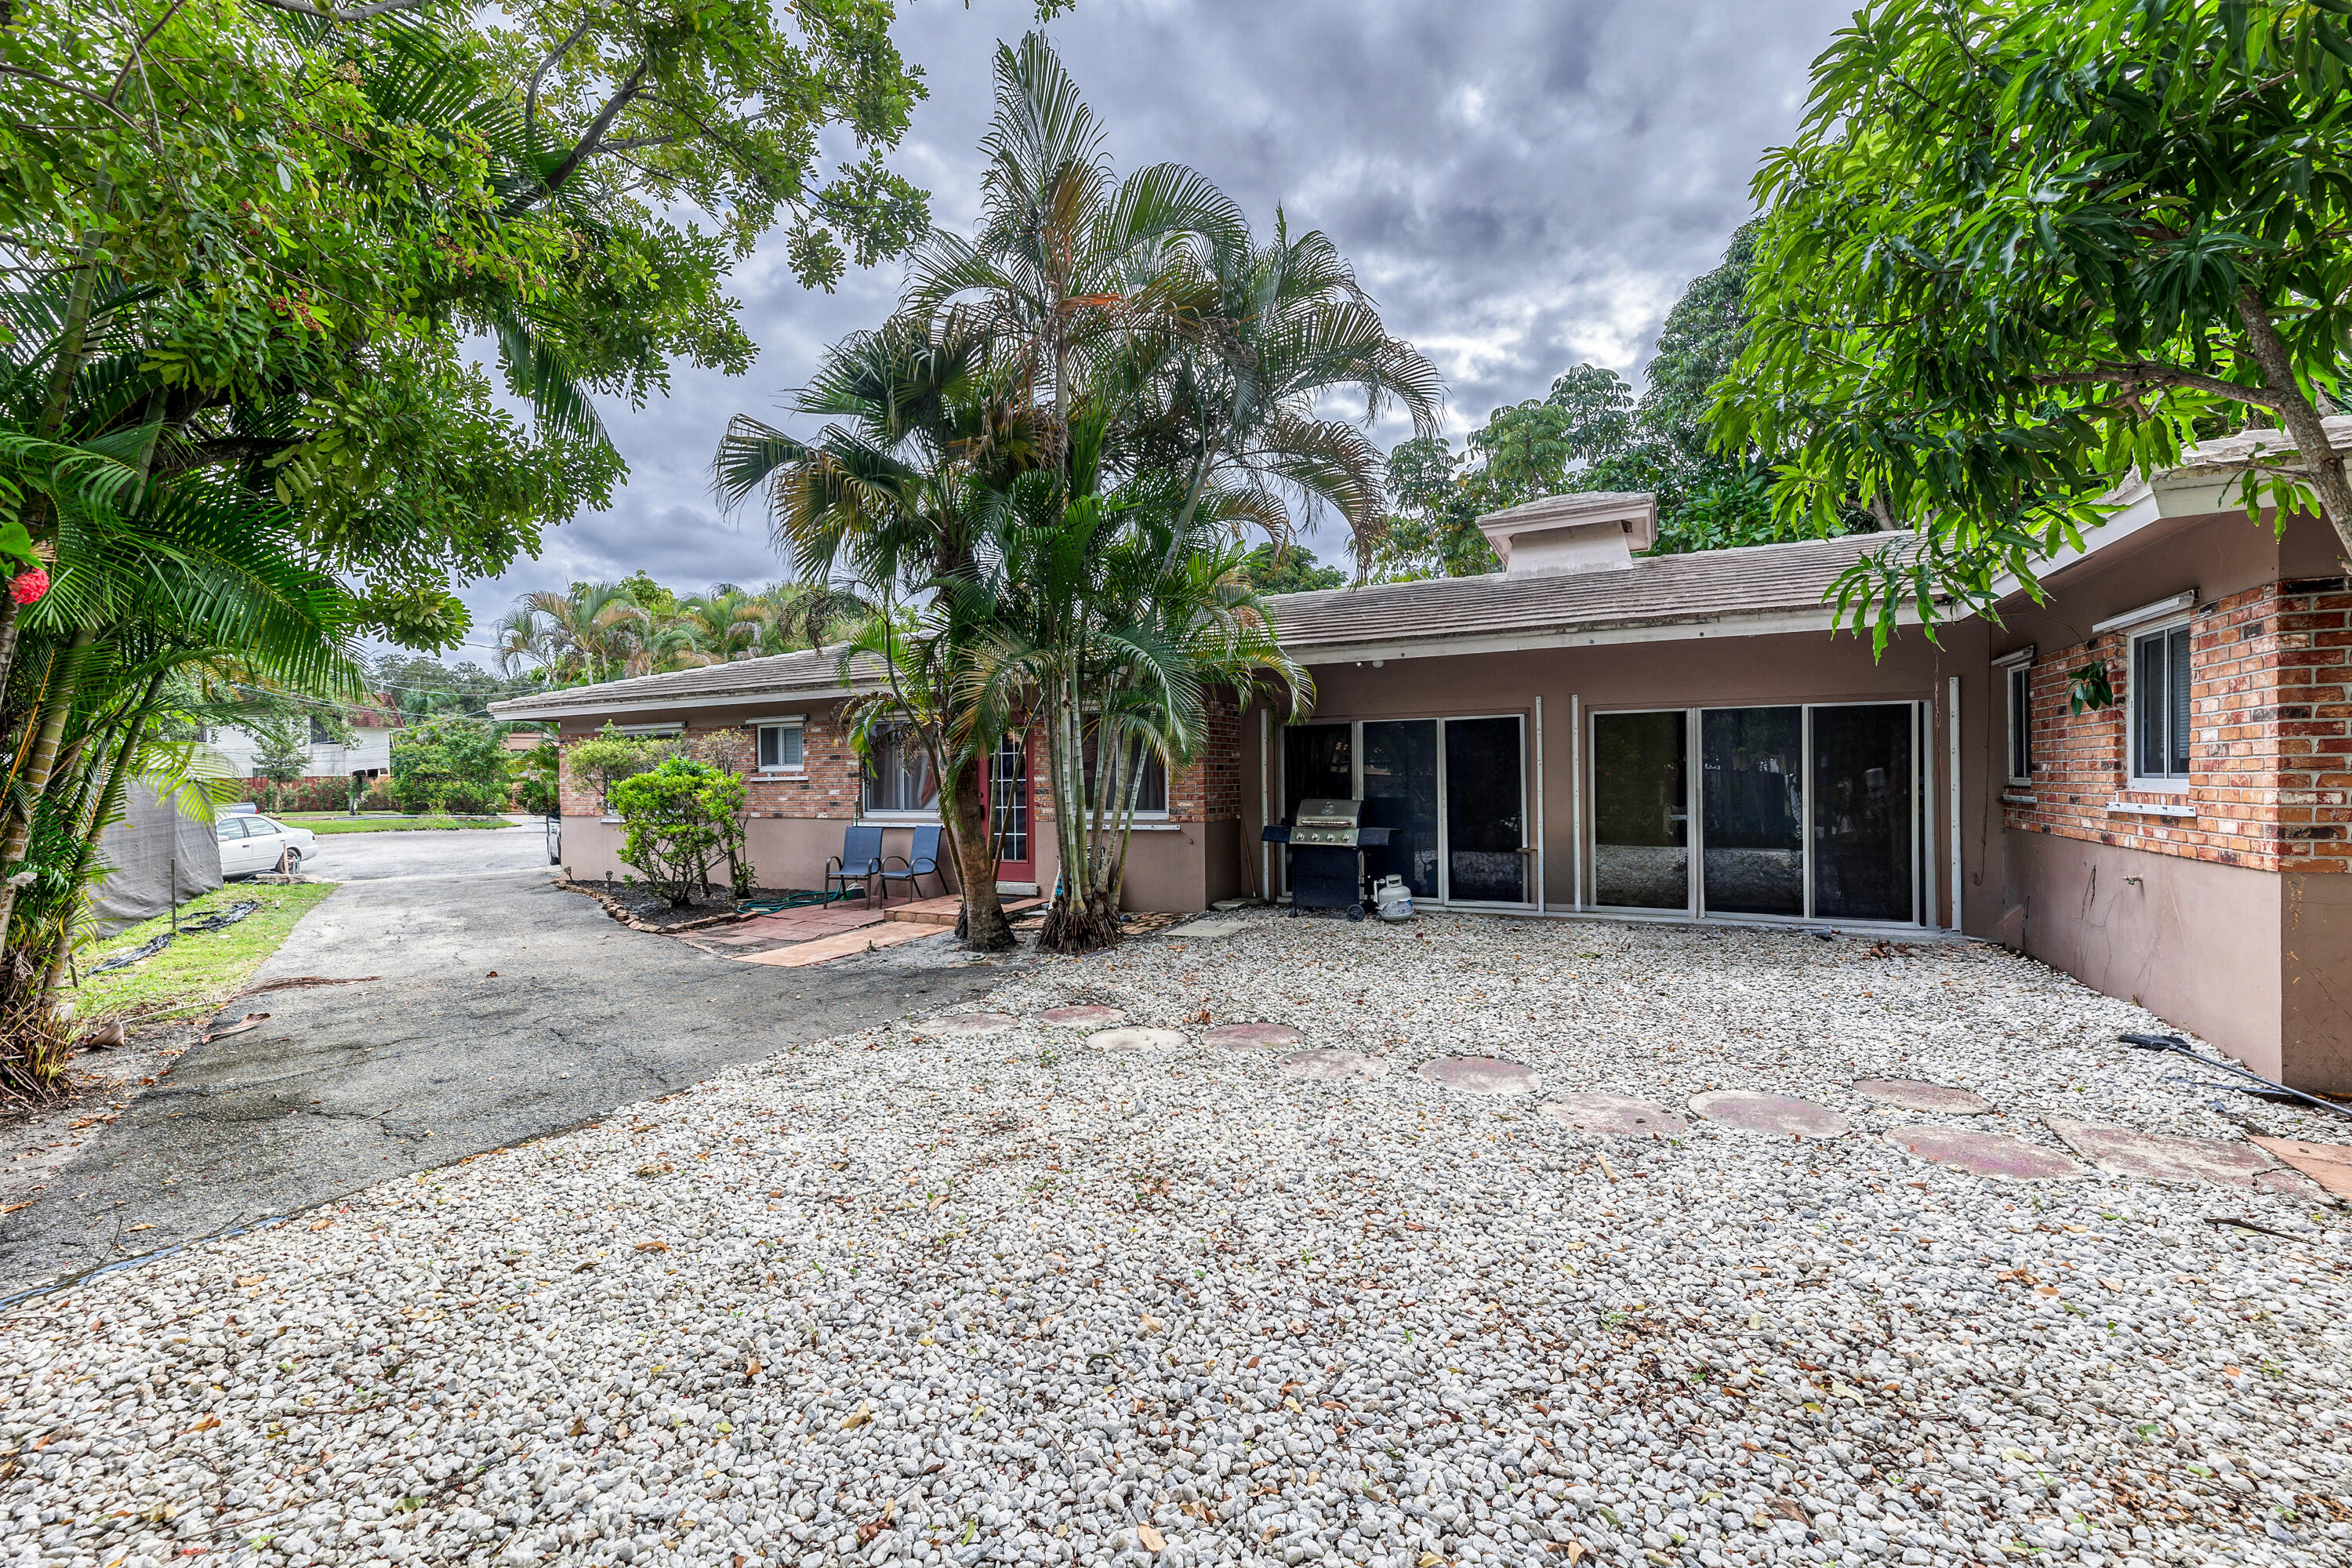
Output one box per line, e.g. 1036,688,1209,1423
492,431,2352,1089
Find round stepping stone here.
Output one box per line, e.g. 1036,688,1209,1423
1885,1126,2082,1181
1040,1004,1125,1028
2046,1117,2282,1189
1689,1091,1852,1139
1278,1049,1388,1082
923,1012,1016,1036
1203,1022,1303,1050
1086,1027,1187,1051
1414,1057,1539,1095
1855,1078,1994,1115
1538,1093,1686,1138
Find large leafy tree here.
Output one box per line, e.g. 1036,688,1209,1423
0,0,956,1076
1370,225,1790,578
1715,0,2352,642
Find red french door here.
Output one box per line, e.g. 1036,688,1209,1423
988,733,1033,884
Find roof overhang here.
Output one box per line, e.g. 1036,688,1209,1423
488,681,875,724
1288,598,1930,667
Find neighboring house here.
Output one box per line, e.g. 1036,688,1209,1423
204,707,397,782
492,428,2352,1089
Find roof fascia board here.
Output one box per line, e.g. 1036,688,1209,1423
491,683,872,724
1985,483,2164,604
1290,601,1924,667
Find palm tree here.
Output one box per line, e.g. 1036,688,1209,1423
715,310,1046,950
504,583,653,686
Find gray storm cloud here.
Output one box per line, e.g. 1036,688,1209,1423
452,0,1850,645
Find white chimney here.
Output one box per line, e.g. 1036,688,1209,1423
1476,491,1659,576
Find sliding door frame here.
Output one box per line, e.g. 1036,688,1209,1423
1585,699,1928,928
1276,713,1534,911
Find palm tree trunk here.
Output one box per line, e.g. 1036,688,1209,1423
0,628,95,942
945,752,1012,950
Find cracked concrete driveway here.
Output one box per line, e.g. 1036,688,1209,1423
0,824,1011,1295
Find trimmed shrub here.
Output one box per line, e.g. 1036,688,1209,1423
610,757,750,906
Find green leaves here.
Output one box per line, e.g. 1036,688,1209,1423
1720,0,2352,641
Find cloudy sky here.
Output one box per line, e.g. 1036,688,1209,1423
450,0,1853,653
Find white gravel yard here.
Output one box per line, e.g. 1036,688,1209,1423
6,913,2351,1568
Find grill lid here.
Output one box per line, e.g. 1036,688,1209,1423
1294,797,1362,827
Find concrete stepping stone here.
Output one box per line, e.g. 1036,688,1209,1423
1414,1057,1539,1095
2251,1136,2352,1199
1885,1126,2082,1181
1040,1005,1126,1028
1278,1049,1388,1082
1855,1078,1994,1115
2047,1117,2289,1190
1203,1022,1303,1049
1538,1093,1686,1138
1087,1027,1187,1051
1689,1091,1851,1139
921,1012,1017,1036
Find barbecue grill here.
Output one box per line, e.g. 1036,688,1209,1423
1262,797,1392,919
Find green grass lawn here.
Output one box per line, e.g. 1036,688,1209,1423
278,812,517,833
70,881,339,1025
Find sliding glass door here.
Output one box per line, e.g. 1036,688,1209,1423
1592,710,1689,910
1362,720,1439,898
1444,717,1526,904
1701,706,1803,916
1588,702,1922,925
1810,703,1915,923
1279,714,1529,907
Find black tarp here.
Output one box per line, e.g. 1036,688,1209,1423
89,782,223,935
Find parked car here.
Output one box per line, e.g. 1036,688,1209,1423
216,813,319,878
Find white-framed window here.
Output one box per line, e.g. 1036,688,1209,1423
862,726,937,815
1082,735,1169,818
2129,620,2194,788
1994,649,2035,786
755,721,804,772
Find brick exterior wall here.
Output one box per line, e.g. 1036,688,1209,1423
558,709,865,819
557,686,1250,829
2003,577,2352,873
1166,685,1243,822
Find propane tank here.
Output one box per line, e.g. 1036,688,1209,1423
1371,874,1414,923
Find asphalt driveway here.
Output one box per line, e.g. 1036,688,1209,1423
0,826,1011,1295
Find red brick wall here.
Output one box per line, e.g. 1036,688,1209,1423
1167,685,1243,822
558,708,863,819
2003,577,2352,873
557,688,1252,829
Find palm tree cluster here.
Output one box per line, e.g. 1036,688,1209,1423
716,33,1441,954
490,580,867,688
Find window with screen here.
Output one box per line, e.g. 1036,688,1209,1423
1082,734,1168,816
2130,623,2194,784
756,722,803,771
862,727,936,813
2005,663,2032,785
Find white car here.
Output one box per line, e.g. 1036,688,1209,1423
216,813,319,878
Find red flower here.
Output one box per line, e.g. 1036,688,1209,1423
10,568,48,606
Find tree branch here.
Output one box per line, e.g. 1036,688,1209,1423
525,20,596,151
508,61,647,213
242,0,437,20
2027,361,2281,408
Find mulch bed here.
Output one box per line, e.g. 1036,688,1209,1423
557,880,848,935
